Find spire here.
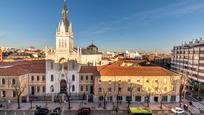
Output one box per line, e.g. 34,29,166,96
61,0,69,32
63,0,68,11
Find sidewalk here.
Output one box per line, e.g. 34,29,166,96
0,101,176,111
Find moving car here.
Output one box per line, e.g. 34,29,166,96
171,107,186,115
34,106,49,115
50,107,61,115
78,107,91,115
128,107,152,115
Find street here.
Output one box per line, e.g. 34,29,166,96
0,110,174,115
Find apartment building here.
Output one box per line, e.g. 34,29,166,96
171,38,204,83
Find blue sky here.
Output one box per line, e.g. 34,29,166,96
1,0,204,52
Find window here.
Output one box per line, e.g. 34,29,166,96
99,87,102,92
37,86,40,92
12,79,15,85
117,96,122,101
86,85,88,91
128,87,131,92
108,87,112,92
171,95,176,102
99,96,103,101
126,96,132,101
61,74,64,77
135,96,141,102
72,85,75,92
81,86,83,91
146,79,149,83
2,91,6,97
2,78,5,85
51,75,54,81
31,76,34,81
50,85,54,92
118,87,121,92
154,96,158,102
98,79,101,84
42,76,45,81
86,76,88,80
108,96,112,101
137,87,141,92
137,79,140,83
91,75,93,80
72,75,75,81
162,96,168,102
43,86,45,92
155,79,158,83
31,86,35,95
81,76,83,80
37,76,39,81
13,91,16,97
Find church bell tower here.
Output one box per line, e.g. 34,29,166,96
56,0,74,56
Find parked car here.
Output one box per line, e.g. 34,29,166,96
50,107,61,115
78,107,91,115
0,104,4,108
34,106,49,115
171,107,186,115
193,95,203,101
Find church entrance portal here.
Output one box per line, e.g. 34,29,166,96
60,80,67,93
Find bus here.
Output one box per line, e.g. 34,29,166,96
128,107,152,115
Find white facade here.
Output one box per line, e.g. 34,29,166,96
46,60,80,94
46,1,80,95
45,0,102,95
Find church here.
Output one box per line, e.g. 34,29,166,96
45,0,102,95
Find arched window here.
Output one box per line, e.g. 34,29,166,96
50,85,54,92
99,87,102,92
51,75,54,81
65,39,67,48
72,85,75,92
72,75,75,81
59,39,61,48
12,79,15,85
61,39,64,48
2,78,5,85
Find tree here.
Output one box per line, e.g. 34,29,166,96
102,88,107,109
155,80,165,109
127,83,134,108
12,78,27,109
179,73,189,107
142,87,151,107
116,82,121,112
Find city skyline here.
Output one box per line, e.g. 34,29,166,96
1,0,204,52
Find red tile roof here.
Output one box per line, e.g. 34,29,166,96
80,64,177,76
0,60,45,76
